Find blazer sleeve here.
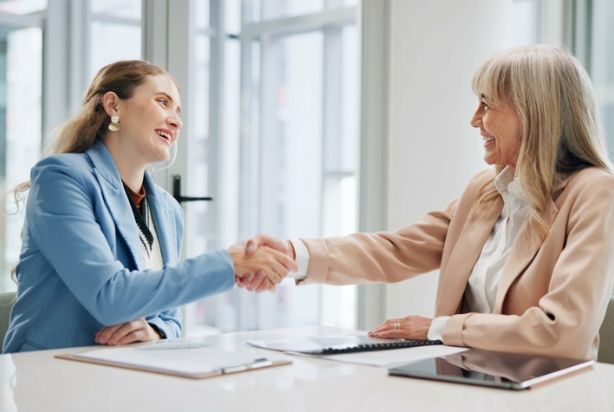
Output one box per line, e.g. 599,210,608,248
442,173,614,359
26,158,235,326
146,308,182,339
299,200,457,285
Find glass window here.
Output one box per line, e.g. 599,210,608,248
182,1,359,335
194,0,209,30
90,0,141,19
247,0,355,23
591,0,614,160
182,1,225,336
0,23,43,292
89,0,141,78
0,0,46,15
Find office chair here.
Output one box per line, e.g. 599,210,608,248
599,296,614,364
0,291,16,350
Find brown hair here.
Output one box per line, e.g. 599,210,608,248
50,60,170,154
13,60,171,195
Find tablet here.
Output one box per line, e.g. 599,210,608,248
388,348,594,390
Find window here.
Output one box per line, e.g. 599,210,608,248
0,1,141,293
89,0,141,78
0,4,44,292
591,0,614,160
182,0,359,335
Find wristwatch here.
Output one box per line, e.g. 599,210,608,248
148,323,167,339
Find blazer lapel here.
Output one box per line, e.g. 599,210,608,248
493,199,559,313
436,197,503,315
86,142,143,270
144,172,175,265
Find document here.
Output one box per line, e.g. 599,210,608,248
56,342,291,379
248,334,442,355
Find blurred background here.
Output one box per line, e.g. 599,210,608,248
0,0,611,336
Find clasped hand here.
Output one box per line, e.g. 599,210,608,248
229,234,296,292
96,318,160,346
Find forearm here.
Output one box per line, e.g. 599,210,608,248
442,308,597,359
77,251,234,326
297,205,454,285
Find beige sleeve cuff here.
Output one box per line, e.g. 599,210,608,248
441,313,473,347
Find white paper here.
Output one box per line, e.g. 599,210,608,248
71,345,286,375
324,345,468,368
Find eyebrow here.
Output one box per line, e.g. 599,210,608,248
156,92,182,114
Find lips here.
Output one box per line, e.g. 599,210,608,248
481,131,495,147
155,128,174,145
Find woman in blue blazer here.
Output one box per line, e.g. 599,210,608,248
2,61,294,353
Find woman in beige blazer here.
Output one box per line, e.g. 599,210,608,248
240,45,614,361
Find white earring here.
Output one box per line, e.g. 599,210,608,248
108,115,120,132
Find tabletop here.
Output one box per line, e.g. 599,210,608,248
0,326,613,412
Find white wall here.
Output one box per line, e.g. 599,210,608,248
384,0,518,319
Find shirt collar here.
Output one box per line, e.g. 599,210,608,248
494,166,515,194
494,166,529,206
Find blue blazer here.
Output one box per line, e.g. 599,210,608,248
3,141,234,353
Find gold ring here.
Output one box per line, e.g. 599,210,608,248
394,322,400,330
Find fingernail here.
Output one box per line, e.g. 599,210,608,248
246,241,255,253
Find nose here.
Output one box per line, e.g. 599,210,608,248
167,113,182,130
470,106,482,128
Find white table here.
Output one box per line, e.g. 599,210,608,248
1,326,613,412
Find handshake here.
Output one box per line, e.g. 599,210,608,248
227,234,298,292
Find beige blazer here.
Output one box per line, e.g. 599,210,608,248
300,167,614,360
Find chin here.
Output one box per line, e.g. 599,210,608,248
152,148,172,163
483,156,496,165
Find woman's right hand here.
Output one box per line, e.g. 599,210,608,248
228,243,297,288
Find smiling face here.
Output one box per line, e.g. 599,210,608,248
470,94,523,169
107,74,182,167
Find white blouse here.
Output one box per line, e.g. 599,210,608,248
427,167,530,339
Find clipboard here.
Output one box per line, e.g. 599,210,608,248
56,343,292,379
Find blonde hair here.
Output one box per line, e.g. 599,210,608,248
472,45,613,239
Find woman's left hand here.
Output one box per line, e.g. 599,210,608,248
368,315,433,340
96,318,161,346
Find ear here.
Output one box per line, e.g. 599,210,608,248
101,91,120,117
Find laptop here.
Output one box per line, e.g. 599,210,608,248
388,348,594,390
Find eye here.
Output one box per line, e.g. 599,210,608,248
156,98,168,107
480,100,490,111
